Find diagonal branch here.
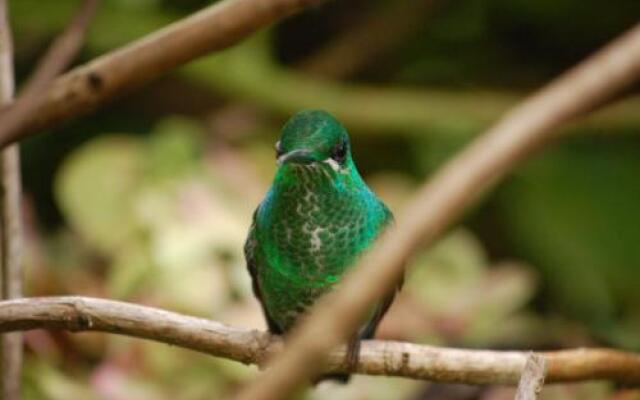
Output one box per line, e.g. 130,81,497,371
19,0,99,97
0,296,638,386
233,23,640,400
2,0,100,134
298,0,438,79
0,0,331,147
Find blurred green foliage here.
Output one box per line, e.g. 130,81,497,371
10,0,640,398
498,138,640,347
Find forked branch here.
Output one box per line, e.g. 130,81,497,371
0,0,329,146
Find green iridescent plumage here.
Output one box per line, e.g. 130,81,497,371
244,110,399,380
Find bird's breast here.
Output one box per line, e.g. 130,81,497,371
258,183,383,287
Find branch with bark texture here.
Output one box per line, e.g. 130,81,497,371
0,0,100,148
1,0,639,145
233,23,640,400
0,1,21,398
0,148,21,400
0,0,330,147
516,353,547,400
0,296,638,386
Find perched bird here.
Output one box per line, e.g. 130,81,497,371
244,110,400,382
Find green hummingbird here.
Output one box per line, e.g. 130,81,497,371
244,110,400,382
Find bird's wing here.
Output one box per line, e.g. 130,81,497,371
383,204,405,293
381,204,404,289
244,208,283,334
359,204,403,340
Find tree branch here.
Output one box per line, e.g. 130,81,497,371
0,1,21,398
0,0,330,147
19,0,99,97
0,296,637,386
1,0,100,136
233,23,640,400
298,0,437,79
0,0,638,147
0,147,20,400
515,353,546,400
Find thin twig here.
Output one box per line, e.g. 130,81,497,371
20,0,99,96
0,0,97,148
0,1,21,398
299,0,437,79
0,0,330,147
232,23,640,400
515,353,547,400
0,296,636,386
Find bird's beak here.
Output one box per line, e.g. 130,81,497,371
277,149,317,165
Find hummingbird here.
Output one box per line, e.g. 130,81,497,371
244,110,400,382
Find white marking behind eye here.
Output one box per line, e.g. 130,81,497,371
323,158,342,172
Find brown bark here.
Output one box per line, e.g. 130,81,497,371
515,353,547,400
0,1,21,398
0,296,637,386
0,0,330,147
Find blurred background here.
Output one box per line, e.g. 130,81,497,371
10,0,640,399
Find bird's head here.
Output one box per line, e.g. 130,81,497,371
275,110,351,174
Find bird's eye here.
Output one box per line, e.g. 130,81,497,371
330,139,347,164
275,141,283,158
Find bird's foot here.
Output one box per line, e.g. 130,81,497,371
345,335,361,372
311,336,360,384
